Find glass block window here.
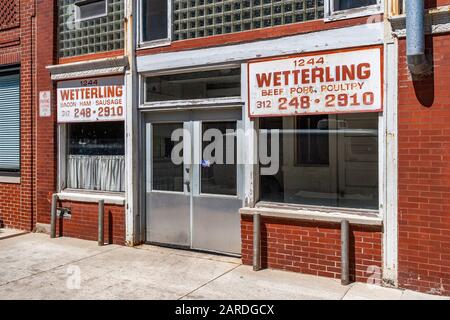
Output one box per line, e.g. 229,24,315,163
59,0,125,58
172,0,324,41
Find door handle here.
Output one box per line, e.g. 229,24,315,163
184,180,190,192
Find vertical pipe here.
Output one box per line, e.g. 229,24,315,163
406,0,431,75
98,200,105,246
341,220,350,285
253,213,261,271
406,0,425,58
50,194,58,238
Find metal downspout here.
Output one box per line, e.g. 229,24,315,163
406,0,432,75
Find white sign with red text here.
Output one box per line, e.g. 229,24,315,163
39,91,51,117
248,47,383,117
57,76,125,123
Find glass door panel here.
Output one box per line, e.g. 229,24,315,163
152,123,184,192
201,121,237,196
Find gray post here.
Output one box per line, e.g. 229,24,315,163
50,194,58,238
98,200,105,246
253,213,261,271
341,220,350,286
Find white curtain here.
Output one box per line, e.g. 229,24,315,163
67,155,125,192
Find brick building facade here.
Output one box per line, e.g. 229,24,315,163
1,0,450,296
397,32,450,295
0,0,37,231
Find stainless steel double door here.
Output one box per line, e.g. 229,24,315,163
145,109,243,255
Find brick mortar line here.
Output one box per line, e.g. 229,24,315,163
0,246,121,288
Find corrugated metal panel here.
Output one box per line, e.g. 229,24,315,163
0,72,20,171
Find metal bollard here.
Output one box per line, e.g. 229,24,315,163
253,213,261,271
50,194,58,238
341,220,350,286
98,200,105,246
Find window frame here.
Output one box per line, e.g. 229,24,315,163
0,65,21,181
325,0,383,21
138,0,172,49
57,122,126,195
74,0,109,23
141,65,243,107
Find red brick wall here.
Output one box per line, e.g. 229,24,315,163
398,33,450,295
241,216,382,283
0,0,35,230
54,201,125,245
426,1,450,8
35,0,57,227
30,0,127,246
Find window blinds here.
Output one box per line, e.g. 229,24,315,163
0,71,20,172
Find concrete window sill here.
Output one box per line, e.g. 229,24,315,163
240,202,383,226
57,191,126,206
0,176,21,184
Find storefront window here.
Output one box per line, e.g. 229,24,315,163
145,68,241,102
260,113,379,210
66,121,125,192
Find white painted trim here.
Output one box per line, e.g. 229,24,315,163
137,23,384,73
50,67,126,80
141,63,242,77
140,97,243,110
0,176,20,184
138,39,172,50
47,55,128,80
57,125,67,192
240,207,383,226
124,0,140,246
75,0,109,22
382,39,399,286
47,56,128,72
137,0,172,48
57,191,126,205
242,62,258,208
325,0,383,21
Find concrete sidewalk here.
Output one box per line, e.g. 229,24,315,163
0,228,28,240
0,233,447,300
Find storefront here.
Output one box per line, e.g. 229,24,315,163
47,56,129,244
56,76,126,194
136,20,394,276
247,46,382,211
